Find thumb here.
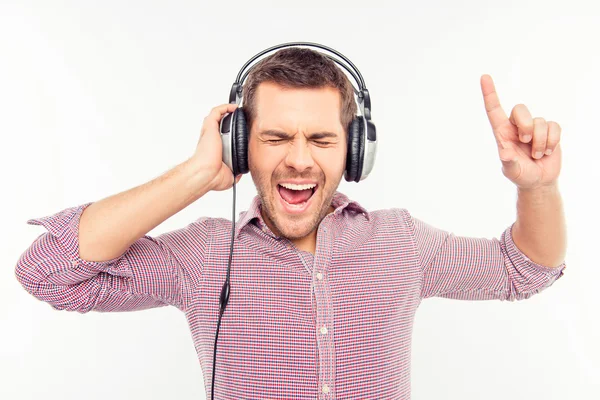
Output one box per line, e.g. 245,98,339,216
498,147,520,180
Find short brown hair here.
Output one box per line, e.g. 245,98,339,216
241,47,357,134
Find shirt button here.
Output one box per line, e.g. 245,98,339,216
320,326,328,335
316,272,323,280
322,384,330,393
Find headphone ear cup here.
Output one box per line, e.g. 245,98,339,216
345,117,364,182
232,107,249,175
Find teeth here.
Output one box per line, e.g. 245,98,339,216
280,183,316,191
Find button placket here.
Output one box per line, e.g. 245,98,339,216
313,222,336,398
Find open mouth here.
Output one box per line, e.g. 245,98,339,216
277,183,317,211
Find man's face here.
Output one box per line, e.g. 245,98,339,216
248,82,347,240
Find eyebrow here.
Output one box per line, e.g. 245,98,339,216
258,130,339,140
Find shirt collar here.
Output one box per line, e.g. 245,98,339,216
234,191,369,239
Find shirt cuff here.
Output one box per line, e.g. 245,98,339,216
502,222,566,277
26,203,133,278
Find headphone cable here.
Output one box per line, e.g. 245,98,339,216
211,178,236,400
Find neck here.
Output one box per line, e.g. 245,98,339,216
291,231,318,254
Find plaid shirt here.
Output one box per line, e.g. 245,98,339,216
15,191,565,399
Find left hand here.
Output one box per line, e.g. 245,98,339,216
480,74,562,190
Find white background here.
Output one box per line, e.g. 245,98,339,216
1,1,598,399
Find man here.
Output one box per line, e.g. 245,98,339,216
15,47,566,399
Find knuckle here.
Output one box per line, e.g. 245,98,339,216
534,134,547,145
533,134,547,147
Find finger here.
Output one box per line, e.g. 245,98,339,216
509,104,534,143
481,74,509,131
531,117,548,159
210,103,239,119
202,103,239,134
545,121,561,155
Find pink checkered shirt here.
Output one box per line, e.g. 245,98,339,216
15,191,565,399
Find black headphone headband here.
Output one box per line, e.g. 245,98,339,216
228,42,371,116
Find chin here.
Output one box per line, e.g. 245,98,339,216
263,184,326,240
275,219,317,240
269,204,320,240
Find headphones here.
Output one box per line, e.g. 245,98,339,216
219,41,377,183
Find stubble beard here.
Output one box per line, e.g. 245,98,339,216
251,169,340,240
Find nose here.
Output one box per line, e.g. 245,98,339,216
284,138,315,173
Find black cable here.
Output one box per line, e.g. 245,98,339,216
210,178,236,400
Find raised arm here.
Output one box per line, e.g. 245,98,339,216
400,76,566,301
15,103,240,313
480,74,566,268
400,209,565,301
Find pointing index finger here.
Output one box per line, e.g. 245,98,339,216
481,74,509,131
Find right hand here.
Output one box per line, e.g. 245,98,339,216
191,103,242,191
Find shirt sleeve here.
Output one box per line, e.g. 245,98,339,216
15,202,210,313
398,209,566,301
